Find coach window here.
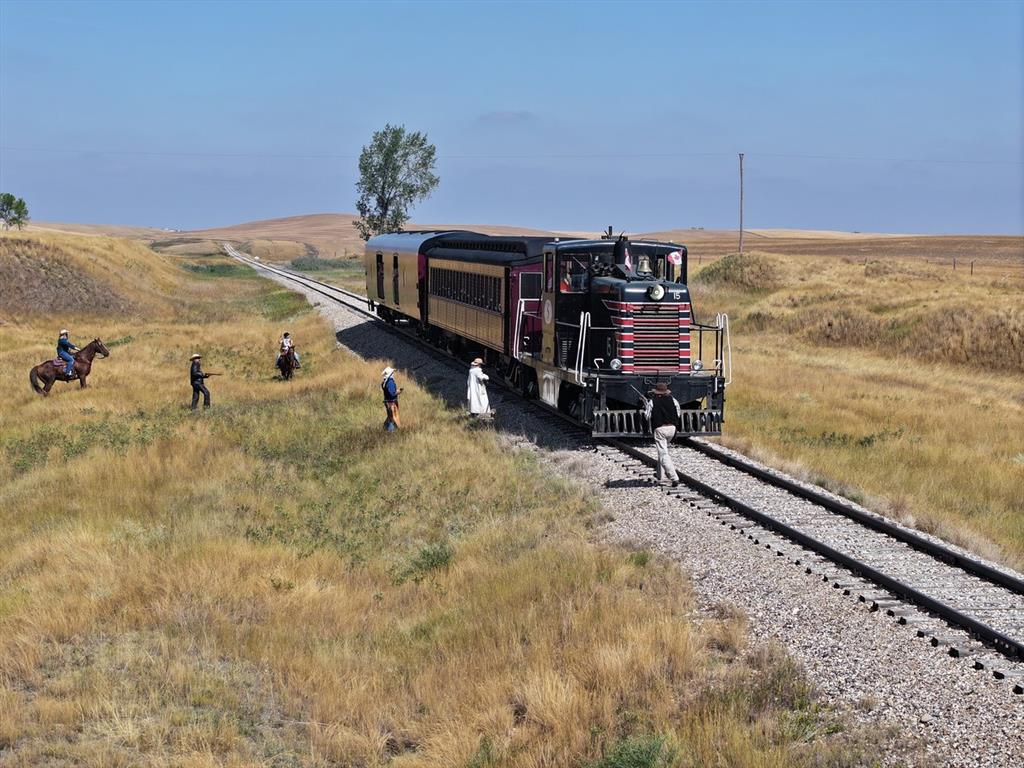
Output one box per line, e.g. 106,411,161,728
392,254,400,305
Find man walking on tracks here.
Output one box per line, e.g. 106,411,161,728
644,382,681,487
189,353,212,410
381,366,402,431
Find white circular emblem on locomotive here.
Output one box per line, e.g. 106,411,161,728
543,298,553,325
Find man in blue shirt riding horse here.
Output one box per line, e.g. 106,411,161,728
57,329,79,378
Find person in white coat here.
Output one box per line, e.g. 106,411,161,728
467,358,490,417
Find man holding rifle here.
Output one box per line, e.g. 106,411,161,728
637,382,681,487
189,353,218,410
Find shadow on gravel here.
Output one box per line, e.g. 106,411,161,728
603,478,658,489
336,321,583,452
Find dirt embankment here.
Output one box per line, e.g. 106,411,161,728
0,232,188,323
0,237,134,316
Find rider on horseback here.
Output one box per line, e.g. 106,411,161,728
57,330,79,378
277,332,301,368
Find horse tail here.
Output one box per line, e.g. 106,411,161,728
29,367,44,394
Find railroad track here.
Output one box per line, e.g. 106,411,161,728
225,243,1024,688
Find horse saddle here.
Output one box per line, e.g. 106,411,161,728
50,359,76,377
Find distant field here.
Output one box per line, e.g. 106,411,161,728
181,213,563,260
0,231,869,766
34,212,1023,272
27,220,169,239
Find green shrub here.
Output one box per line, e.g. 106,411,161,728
695,252,781,292
585,735,673,768
290,256,351,271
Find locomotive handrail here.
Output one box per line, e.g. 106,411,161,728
718,313,732,386
513,298,527,360
575,311,591,383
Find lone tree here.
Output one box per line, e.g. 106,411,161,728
353,124,439,241
0,193,29,231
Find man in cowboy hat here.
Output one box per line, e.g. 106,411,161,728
56,329,79,379
643,381,682,486
189,353,212,410
381,366,402,431
467,357,490,418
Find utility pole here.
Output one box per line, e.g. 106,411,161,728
738,153,745,254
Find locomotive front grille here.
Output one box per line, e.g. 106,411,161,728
633,310,685,371
610,300,691,374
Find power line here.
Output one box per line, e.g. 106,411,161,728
1,145,1020,166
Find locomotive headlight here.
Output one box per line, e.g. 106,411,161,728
692,359,704,372
648,284,665,301
609,358,622,371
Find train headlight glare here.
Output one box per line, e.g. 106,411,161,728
609,358,622,371
648,284,665,301
692,359,704,372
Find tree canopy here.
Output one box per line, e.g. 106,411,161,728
353,124,439,241
0,193,29,231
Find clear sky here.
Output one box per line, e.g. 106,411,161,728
1,0,1021,233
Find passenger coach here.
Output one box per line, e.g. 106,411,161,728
364,230,730,438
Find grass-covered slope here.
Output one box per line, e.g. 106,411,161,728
693,251,1024,567
0,233,869,766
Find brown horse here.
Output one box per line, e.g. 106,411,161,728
29,338,110,396
277,345,296,380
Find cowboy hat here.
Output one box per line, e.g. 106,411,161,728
381,366,395,380
59,329,69,336
649,382,671,395
190,353,202,360
471,357,484,366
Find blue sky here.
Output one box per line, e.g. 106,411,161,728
1,0,1021,233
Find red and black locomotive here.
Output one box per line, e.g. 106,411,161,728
364,230,730,437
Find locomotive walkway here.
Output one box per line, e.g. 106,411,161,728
226,242,1024,766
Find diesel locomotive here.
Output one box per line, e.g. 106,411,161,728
363,230,730,437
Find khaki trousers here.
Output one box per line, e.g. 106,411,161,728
653,425,678,482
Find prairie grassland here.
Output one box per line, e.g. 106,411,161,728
692,251,1024,566
289,255,368,293
0,233,870,767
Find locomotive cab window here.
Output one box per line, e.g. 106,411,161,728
521,273,542,300
558,256,589,294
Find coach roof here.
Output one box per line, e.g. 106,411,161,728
424,233,556,265
366,230,473,256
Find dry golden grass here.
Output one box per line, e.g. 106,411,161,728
0,233,872,767
239,239,312,263
693,251,1024,566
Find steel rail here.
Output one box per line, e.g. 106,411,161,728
683,438,1024,598
609,438,1024,660
226,244,1024,661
